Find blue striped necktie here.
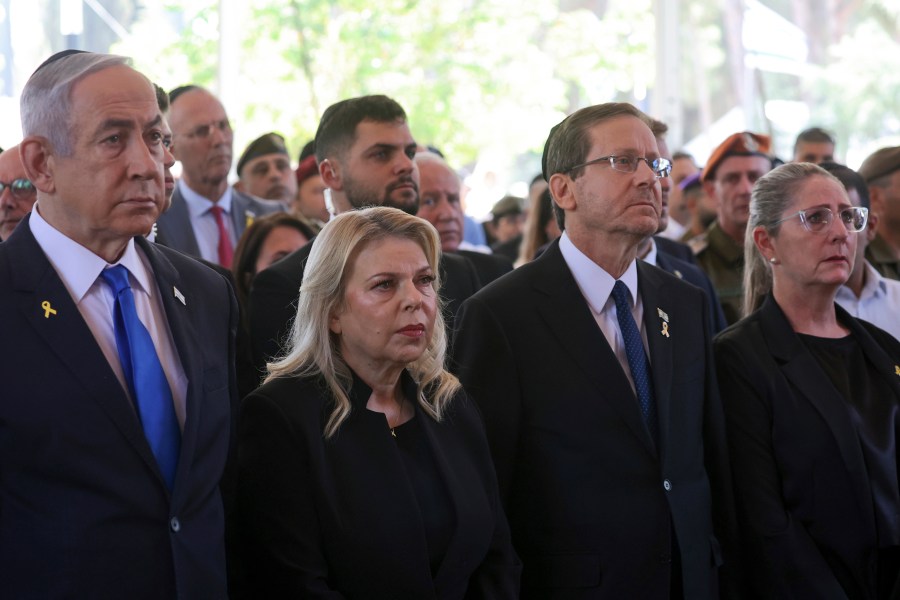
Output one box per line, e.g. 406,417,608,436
611,280,659,444
100,265,181,489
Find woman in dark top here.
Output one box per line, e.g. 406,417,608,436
237,206,520,598
714,162,900,598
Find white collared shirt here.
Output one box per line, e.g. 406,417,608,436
178,179,236,264
30,205,188,428
836,260,900,341
559,232,650,395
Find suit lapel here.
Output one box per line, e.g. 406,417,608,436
759,296,875,530
161,189,201,256
231,191,255,240
532,244,656,456
638,262,675,454
7,220,165,482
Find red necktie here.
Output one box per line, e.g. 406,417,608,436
209,205,233,268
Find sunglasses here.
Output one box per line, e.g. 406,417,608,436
0,179,36,199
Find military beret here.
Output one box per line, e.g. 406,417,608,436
295,154,319,186
679,171,702,192
701,132,771,183
237,132,289,177
491,195,524,220
858,146,900,183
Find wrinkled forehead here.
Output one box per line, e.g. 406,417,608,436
586,115,659,156
715,154,771,179
170,89,228,129
418,160,459,191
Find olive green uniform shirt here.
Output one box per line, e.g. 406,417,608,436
865,233,900,282
689,221,745,325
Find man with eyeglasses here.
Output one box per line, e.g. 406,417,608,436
0,144,37,241
688,132,774,324
452,102,741,599
155,85,282,267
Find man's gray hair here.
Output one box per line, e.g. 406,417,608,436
20,53,131,156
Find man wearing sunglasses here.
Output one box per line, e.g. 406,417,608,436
452,102,741,599
155,85,282,267
0,144,37,241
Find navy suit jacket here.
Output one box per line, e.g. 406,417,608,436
654,251,728,334
715,295,900,598
0,215,239,599
156,186,284,259
451,240,740,599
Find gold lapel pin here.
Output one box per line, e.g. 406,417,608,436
245,210,256,229
41,300,58,318
173,286,186,306
895,365,900,376
657,308,670,338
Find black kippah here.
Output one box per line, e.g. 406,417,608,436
32,49,89,76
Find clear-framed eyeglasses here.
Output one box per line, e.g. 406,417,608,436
774,206,869,234
566,155,672,179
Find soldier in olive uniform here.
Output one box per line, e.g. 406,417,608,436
858,146,900,281
689,132,773,324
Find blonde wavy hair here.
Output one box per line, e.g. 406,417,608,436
265,206,461,438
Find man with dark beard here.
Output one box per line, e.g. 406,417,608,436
247,95,480,370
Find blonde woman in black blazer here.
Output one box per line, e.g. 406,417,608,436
236,207,520,598
715,162,900,598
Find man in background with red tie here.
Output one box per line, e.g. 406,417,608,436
451,103,741,598
155,84,283,267
0,51,238,598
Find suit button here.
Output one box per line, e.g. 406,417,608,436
663,479,672,491
170,517,181,533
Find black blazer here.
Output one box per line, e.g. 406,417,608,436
457,249,514,286
0,215,238,598
714,294,900,598
654,252,728,334
248,238,481,369
236,370,521,598
451,240,740,599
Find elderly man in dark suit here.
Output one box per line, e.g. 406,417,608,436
155,85,283,267
0,51,238,598
452,102,740,599
248,95,479,370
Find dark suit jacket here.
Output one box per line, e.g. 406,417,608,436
451,240,739,599
714,295,900,599
248,238,481,369
237,370,521,598
457,249,514,286
654,252,728,334
0,215,239,599
654,235,696,264
156,186,284,259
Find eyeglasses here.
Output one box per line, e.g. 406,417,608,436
0,178,35,199
179,118,231,140
567,155,672,179
775,206,869,234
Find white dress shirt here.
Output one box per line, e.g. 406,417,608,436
30,205,189,428
559,232,650,395
835,260,900,341
178,179,237,264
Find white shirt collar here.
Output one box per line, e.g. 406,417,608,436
559,231,640,314
178,178,233,218
30,204,155,303
643,238,659,267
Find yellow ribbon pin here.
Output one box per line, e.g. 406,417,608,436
661,322,670,337
41,300,57,318
895,365,900,376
